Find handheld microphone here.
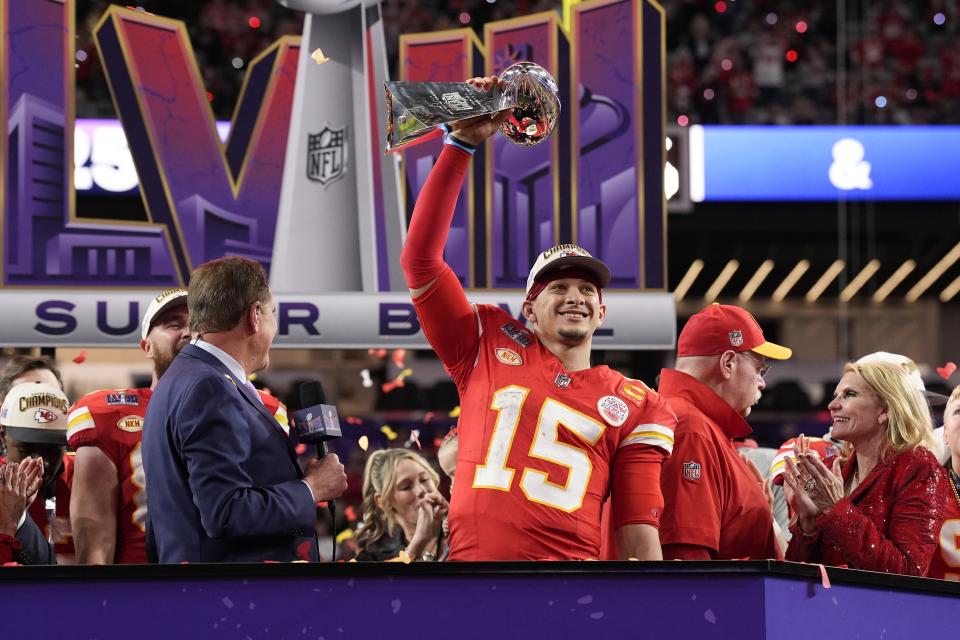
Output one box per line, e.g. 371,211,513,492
294,380,341,562
294,380,343,458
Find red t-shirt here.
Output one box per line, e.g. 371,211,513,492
658,369,780,560
927,472,960,581
67,387,288,564
431,303,675,560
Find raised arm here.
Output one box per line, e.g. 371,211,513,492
398,77,511,370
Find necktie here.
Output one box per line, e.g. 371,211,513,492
242,378,263,405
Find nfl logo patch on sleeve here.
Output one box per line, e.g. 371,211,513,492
683,461,701,481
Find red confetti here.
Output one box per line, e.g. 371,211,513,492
72,351,88,364
317,501,328,508
344,505,357,522
785,49,798,62
248,16,261,29
368,348,387,358
295,443,306,455
423,411,435,423
346,416,363,425
381,378,405,393
937,362,957,380
433,438,444,448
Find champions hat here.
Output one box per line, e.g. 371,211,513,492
525,244,611,298
0,382,69,445
141,288,188,340
678,303,792,360
855,351,949,407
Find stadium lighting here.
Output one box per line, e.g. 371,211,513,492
673,260,704,301
839,259,880,302
905,241,960,301
705,260,739,302
873,260,916,302
771,260,810,302
939,274,960,302
804,260,845,302
738,260,774,303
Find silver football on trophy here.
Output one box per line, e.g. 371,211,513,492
497,62,560,147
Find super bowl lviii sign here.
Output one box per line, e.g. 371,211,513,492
0,0,674,349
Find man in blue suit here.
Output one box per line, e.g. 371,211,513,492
143,257,347,562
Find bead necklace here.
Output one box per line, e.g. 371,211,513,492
950,470,960,509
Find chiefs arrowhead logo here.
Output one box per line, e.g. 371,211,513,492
34,409,57,423
495,348,523,366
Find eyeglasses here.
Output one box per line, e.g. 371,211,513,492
738,351,771,379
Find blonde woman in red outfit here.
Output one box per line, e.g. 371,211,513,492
785,361,949,576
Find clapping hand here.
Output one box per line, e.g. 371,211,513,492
783,434,843,534
0,458,44,537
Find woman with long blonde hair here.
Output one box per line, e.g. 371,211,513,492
355,449,448,561
784,360,949,575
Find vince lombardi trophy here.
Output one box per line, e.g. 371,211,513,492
272,0,404,293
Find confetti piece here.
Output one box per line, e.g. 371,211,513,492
295,443,306,455
381,425,398,441
381,378,405,393
448,406,461,418
358,435,369,451
391,349,407,369
346,416,363,425
937,362,957,380
423,411,435,423
344,505,357,522
72,351,87,364
335,528,355,544
405,429,422,450
397,368,413,382
817,563,832,589
360,369,373,388
310,48,330,64
433,438,444,448
386,550,412,564
368,348,387,358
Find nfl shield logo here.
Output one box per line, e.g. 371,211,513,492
307,125,348,187
683,461,701,481
729,330,744,347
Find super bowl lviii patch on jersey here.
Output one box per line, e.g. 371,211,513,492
597,395,629,427
500,322,532,348
495,348,523,366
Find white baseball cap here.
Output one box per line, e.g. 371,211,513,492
141,288,188,340
855,351,948,406
0,382,69,445
525,244,610,298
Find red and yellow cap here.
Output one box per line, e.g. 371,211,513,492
678,303,792,360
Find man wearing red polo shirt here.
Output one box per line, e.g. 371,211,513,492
658,303,792,560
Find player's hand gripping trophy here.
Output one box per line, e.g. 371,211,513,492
384,62,561,152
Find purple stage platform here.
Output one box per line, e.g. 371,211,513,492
1,561,957,639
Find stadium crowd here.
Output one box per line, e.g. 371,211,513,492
74,0,960,126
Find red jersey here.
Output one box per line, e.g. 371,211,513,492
441,304,675,560
16,452,75,561
67,389,152,564
927,471,960,581
67,387,289,564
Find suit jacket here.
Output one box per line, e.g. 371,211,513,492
13,514,55,564
142,343,317,563
787,446,948,575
